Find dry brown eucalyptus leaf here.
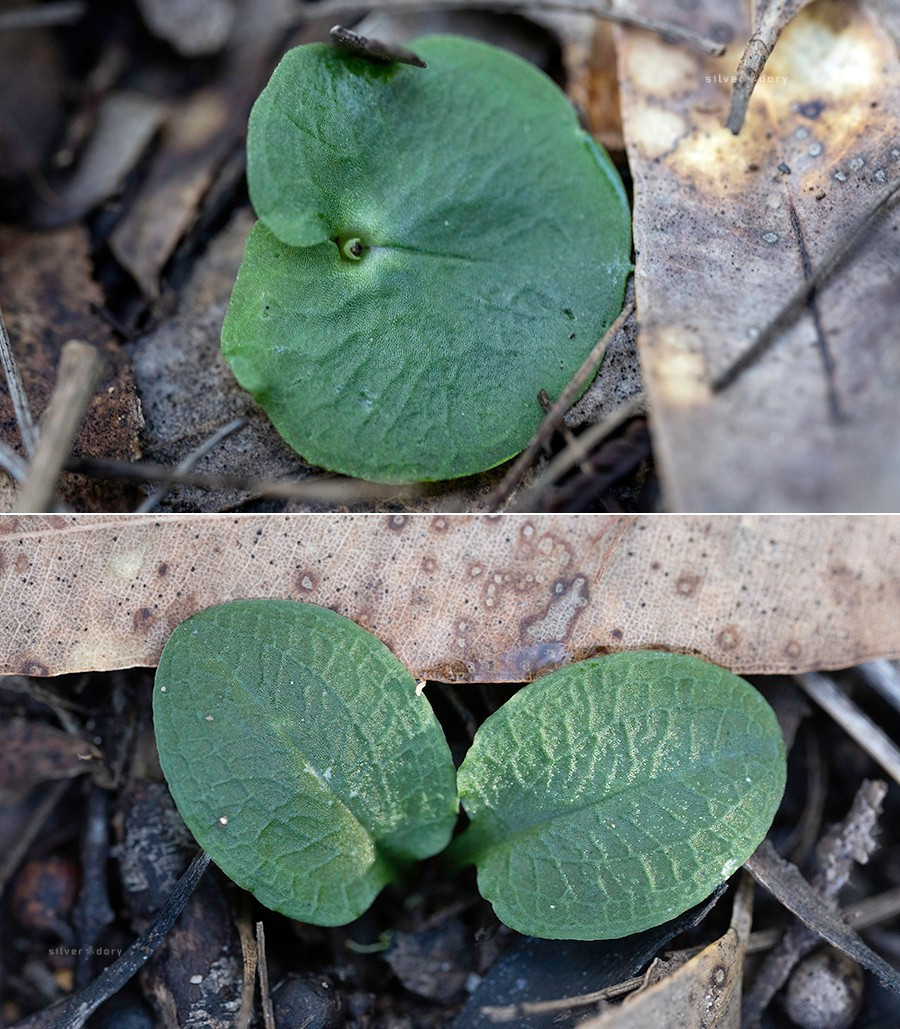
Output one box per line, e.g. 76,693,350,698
130,209,310,511
616,0,900,510
0,514,897,681
0,720,102,801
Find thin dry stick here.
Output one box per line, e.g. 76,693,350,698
309,0,726,56
796,672,900,786
136,417,248,513
725,0,817,135
481,975,641,1022
0,2,84,30
712,175,900,392
14,340,105,513
487,297,636,511
509,394,643,511
0,300,39,457
0,439,28,482
858,660,900,715
256,921,276,1029
66,455,421,506
743,781,888,1027
235,901,260,1029
0,780,69,896
26,852,212,1029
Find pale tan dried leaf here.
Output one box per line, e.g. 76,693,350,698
616,0,900,510
0,514,897,681
31,92,167,228
580,876,753,1029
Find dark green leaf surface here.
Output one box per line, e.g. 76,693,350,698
153,600,458,925
222,36,632,482
454,651,786,940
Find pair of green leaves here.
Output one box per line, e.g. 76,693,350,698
221,36,632,482
153,601,785,940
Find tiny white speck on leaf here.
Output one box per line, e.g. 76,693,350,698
160,686,167,692
218,815,229,826
190,974,203,985
205,715,214,721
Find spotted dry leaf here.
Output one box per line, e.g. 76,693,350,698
0,514,897,681
616,0,900,510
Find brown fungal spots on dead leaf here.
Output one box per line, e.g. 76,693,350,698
295,571,318,594
386,515,408,532
132,607,155,632
421,556,438,574
19,660,49,677
157,562,168,577
798,99,827,120
14,554,29,575
716,625,740,651
709,963,728,992
520,575,590,648
785,640,802,659
675,573,701,596
430,517,450,533
3,515,900,681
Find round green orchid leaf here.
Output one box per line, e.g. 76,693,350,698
153,600,458,926
454,651,786,940
221,35,632,482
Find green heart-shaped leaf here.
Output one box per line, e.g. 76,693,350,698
153,600,458,926
221,35,632,482
453,651,786,940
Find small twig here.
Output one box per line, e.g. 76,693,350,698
0,439,28,482
14,851,211,1029
235,900,259,1029
481,974,640,1022
743,782,888,1026
725,0,816,135
308,0,726,56
796,672,900,786
487,298,636,511
66,455,420,506
14,341,105,512
0,781,69,896
0,300,39,457
135,417,247,513
858,661,900,715
256,921,276,1029
508,394,643,511
74,788,114,988
712,176,900,392
0,2,84,30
